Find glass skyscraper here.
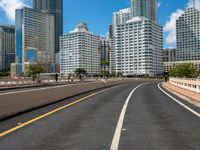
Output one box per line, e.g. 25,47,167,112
14,7,55,76
131,0,158,22
33,0,63,54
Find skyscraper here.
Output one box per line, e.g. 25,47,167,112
33,0,63,54
131,0,158,22
176,7,200,61
0,25,15,71
14,7,55,76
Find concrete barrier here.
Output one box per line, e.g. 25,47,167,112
169,78,200,93
0,79,137,120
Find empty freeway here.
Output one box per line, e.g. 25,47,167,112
0,80,200,150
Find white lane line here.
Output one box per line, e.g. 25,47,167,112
158,83,200,118
110,83,146,150
0,81,101,96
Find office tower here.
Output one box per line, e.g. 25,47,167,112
0,25,15,71
131,0,158,22
163,48,176,62
176,7,200,61
33,0,63,54
60,23,101,76
112,0,163,76
115,17,163,76
100,37,110,71
14,7,55,76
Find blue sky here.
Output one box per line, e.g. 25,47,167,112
0,0,199,48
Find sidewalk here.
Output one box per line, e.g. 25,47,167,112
163,82,200,105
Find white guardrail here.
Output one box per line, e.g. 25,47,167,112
169,78,200,93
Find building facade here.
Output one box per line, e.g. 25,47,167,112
131,0,158,22
163,48,176,62
176,7,200,61
60,23,101,76
164,60,200,73
100,37,110,71
115,17,163,76
14,7,55,76
0,25,15,71
33,0,63,54
112,0,163,76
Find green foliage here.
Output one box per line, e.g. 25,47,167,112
117,72,123,77
101,59,110,66
169,63,199,78
27,64,44,77
101,70,110,77
110,71,117,77
0,69,10,77
74,68,87,76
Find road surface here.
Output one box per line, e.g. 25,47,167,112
0,81,200,150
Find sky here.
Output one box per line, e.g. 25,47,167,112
0,0,200,48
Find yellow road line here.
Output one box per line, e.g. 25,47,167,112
0,92,97,138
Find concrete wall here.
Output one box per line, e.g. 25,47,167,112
0,79,136,119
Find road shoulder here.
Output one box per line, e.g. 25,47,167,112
162,82,200,108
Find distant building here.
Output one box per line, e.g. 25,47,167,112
60,23,101,76
33,0,63,55
163,48,176,62
176,7,200,61
0,25,15,71
164,60,200,73
100,37,110,71
131,0,158,22
13,7,55,76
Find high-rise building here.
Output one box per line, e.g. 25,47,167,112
0,25,15,71
60,23,101,76
115,17,163,76
33,0,63,54
176,7,200,61
131,0,158,22
14,7,55,76
112,0,163,76
163,48,176,62
100,37,110,71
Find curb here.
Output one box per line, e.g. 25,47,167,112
162,83,200,108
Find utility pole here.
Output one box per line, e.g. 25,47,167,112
193,0,196,8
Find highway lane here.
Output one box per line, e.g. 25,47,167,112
0,81,200,150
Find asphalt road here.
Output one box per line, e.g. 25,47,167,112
0,81,200,150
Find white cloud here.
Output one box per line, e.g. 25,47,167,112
158,2,161,8
164,0,200,45
0,0,28,22
163,9,184,44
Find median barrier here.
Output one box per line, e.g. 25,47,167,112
0,79,136,120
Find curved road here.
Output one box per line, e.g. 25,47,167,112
0,81,200,150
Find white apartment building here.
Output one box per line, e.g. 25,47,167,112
115,17,163,76
176,7,200,61
60,23,101,76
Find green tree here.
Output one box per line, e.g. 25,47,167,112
0,69,10,77
101,59,110,77
101,70,110,77
110,71,116,77
117,72,123,77
74,68,87,76
169,63,199,78
27,64,44,81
